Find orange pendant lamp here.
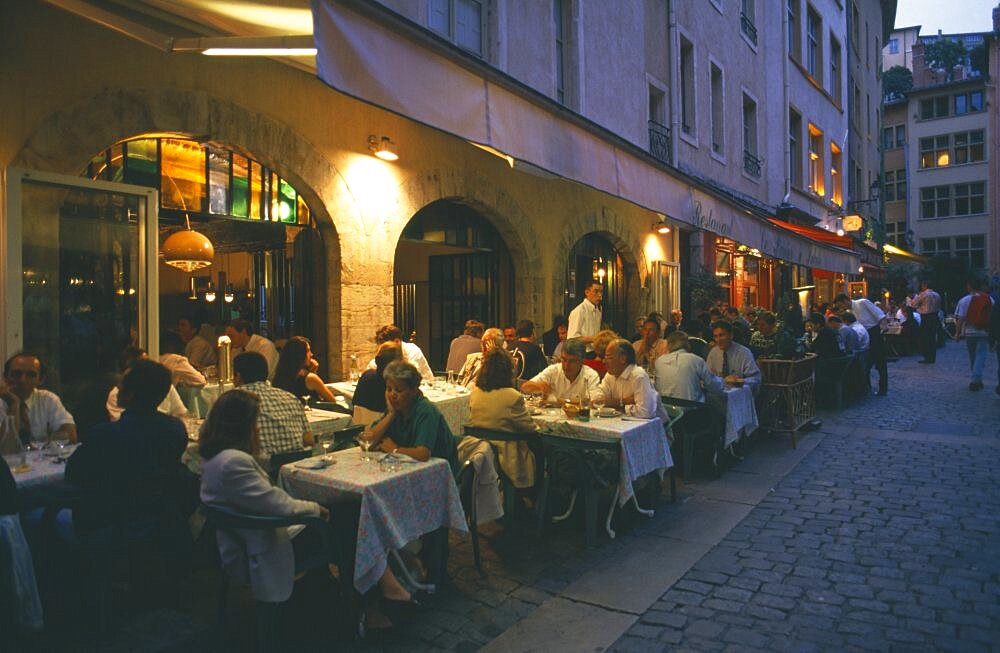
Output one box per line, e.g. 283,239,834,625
162,213,214,272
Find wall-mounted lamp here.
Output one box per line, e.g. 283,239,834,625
651,220,671,234
368,135,399,161
858,266,864,273
205,282,217,303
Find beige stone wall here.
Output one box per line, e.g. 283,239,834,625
0,1,675,376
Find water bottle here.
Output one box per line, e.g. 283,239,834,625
578,395,590,422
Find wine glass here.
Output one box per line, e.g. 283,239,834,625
358,431,373,462
301,394,312,412
319,433,335,461
592,395,606,418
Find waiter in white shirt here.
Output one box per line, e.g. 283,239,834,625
567,282,603,346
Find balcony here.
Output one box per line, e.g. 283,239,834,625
743,150,762,177
740,13,758,46
648,120,672,165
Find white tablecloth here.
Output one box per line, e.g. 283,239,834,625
5,448,76,490
708,386,759,447
532,410,673,505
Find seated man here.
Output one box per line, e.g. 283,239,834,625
805,313,845,359
655,331,724,403
509,319,547,381
843,311,870,352
160,331,207,387
458,328,505,387
750,311,796,359
225,319,279,379
827,314,858,354
4,353,76,445
597,338,667,421
66,359,190,530
706,321,761,395
445,320,484,373
232,352,313,459
520,338,600,404
632,318,669,372
177,315,216,370
106,347,187,421
367,325,433,382
367,361,458,473
724,306,752,346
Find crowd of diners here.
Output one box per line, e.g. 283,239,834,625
1,281,972,637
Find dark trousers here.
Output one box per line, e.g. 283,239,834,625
919,312,940,363
867,326,888,394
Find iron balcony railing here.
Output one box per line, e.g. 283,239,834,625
743,150,762,177
648,120,672,165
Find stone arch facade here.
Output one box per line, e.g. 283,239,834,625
553,205,647,326
395,168,545,329
11,86,349,372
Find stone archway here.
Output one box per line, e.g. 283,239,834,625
553,205,646,328
396,168,544,329
11,86,350,374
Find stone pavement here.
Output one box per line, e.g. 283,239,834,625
20,342,1000,651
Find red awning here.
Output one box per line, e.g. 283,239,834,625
766,219,854,248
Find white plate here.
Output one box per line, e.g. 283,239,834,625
293,458,334,470
597,408,620,417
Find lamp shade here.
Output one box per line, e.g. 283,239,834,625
162,227,214,272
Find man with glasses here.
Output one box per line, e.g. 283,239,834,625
3,353,76,444
597,338,667,421
521,338,600,403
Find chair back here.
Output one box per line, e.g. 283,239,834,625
268,449,312,480
311,400,350,415
687,337,710,360
463,425,538,443
329,424,364,452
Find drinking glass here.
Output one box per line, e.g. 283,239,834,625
358,431,374,462
592,395,606,418
301,395,312,412
319,434,335,460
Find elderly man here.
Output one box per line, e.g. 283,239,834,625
665,309,686,335
225,318,279,379
367,324,434,382
567,282,603,345
521,338,600,404
597,338,667,421
458,327,505,387
177,316,216,370
655,331,724,403
446,320,484,373
233,352,312,459
706,321,761,395
4,353,76,444
632,317,669,372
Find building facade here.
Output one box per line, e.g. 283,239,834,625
1,0,888,417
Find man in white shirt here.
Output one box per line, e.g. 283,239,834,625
655,332,724,403
843,312,870,351
850,297,888,395
567,282,603,345
706,321,761,395
105,347,187,421
4,353,76,444
597,338,667,422
177,316,216,370
521,339,600,403
160,332,208,387
225,319,279,379
367,324,434,381
954,278,995,391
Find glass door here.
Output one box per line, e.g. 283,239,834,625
3,168,158,429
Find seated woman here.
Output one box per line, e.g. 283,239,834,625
467,349,537,488
367,361,458,474
200,390,414,625
583,329,618,380
352,343,402,428
272,336,339,404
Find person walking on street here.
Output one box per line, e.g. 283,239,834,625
954,278,994,391
909,281,942,364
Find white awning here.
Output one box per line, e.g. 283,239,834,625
311,0,861,274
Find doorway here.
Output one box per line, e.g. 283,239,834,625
564,233,631,335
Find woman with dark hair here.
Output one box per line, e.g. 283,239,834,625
352,343,402,427
272,336,338,403
467,349,537,488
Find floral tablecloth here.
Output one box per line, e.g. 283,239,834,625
279,448,467,593
708,386,759,448
532,411,673,506
329,381,471,437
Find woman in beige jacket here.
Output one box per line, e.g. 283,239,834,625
466,349,537,488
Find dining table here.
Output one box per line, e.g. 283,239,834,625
706,385,759,449
5,447,77,491
278,447,467,593
329,380,471,437
531,407,674,542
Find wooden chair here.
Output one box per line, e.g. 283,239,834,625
462,426,542,528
